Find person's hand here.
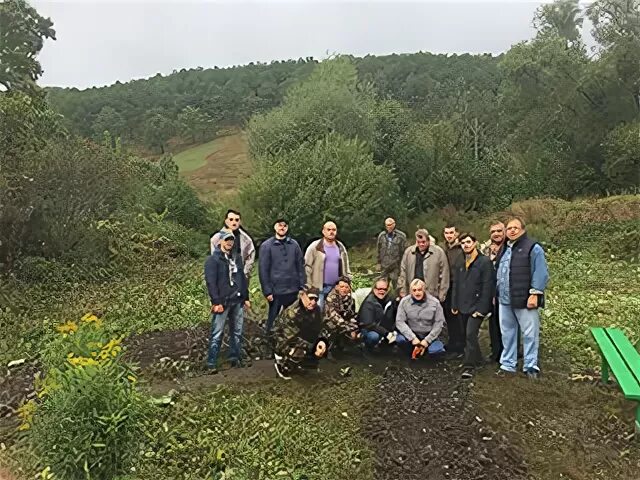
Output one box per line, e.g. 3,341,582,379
211,304,224,314
452,309,459,315
411,338,421,346
266,294,274,302
420,339,429,348
527,294,538,309
244,300,251,310
472,311,483,318
314,340,327,358
350,331,360,340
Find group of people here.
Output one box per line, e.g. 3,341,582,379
204,209,549,380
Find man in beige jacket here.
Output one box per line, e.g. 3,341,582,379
397,228,450,303
304,221,351,310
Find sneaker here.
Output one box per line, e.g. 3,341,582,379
461,369,474,379
274,361,291,380
205,366,219,375
525,368,541,380
495,368,516,377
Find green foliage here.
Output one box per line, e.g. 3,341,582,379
22,317,151,480
241,133,405,245
177,106,213,143
144,111,175,153
603,122,640,190
0,0,56,94
135,379,375,480
248,56,376,158
91,106,126,141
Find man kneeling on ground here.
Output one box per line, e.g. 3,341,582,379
273,285,328,380
324,276,360,350
357,278,397,349
395,279,446,359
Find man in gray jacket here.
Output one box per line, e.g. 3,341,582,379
397,229,450,302
395,278,446,358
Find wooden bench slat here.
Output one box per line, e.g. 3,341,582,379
591,327,640,400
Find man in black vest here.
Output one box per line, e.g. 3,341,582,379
495,216,549,379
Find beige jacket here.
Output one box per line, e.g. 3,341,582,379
397,244,450,302
304,239,352,290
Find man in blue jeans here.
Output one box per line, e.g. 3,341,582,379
495,216,549,379
205,230,250,373
357,278,397,349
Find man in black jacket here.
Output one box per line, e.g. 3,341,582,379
357,278,397,349
451,233,494,379
205,230,250,373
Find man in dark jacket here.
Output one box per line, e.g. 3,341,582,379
273,285,328,380
443,224,465,357
204,230,250,373
451,232,494,379
258,219,305,335
357,278,397,349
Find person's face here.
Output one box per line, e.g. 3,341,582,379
373,281,388,300
385,219,396,233
416,236,429,252
490,223,505,244
460,236,476,254
221,237,235,252
410,285,425,301
443,227,458,244
274,222,288,237
506,220,525,242
304,294,318,311
337,281,351,297
323,222,337,241
225,213,241,231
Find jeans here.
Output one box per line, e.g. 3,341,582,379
499,304,540,372
265,292,299,334
318,284,335,311
396,334,445,356
462,313,484,367
360,329,381,348
207,302,244,367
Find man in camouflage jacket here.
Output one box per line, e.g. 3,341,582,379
323,276,359,348
273,286,328,379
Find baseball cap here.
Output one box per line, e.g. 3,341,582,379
303,285,320,299
220,230,235,241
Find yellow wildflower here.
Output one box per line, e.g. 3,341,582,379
68,356,99,367
56,321,78,335
17,399,37,431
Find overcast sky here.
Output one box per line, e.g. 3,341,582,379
32,0,568,89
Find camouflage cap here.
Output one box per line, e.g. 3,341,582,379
303,284,320,298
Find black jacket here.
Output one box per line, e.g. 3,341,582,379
357,292,396,335
204,248,249,306
451,253,494,316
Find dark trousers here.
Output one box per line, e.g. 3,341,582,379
488,301,502,361
443,294,464,353
462,313,484,367
265,292,299,334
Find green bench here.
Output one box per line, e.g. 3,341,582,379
591,327,640,438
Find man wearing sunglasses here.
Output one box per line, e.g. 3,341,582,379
210,209,256,279
357,278,397,349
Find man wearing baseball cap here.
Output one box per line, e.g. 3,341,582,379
272,285,329,380
204,229,250,373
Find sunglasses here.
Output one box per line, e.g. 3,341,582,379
375,287,388,292
490,229,503,234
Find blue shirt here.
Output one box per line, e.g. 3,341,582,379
497,242,549,306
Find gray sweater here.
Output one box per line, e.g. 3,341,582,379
395,294,445,344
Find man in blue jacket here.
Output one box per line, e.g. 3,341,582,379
259,219,305,335
495,216,549,379
205,230,250,373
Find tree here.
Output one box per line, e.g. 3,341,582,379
534,0,584,44
603,122,640,189
91,106,126,141
177,106,212,143
143,112,175,153
0,0,56,93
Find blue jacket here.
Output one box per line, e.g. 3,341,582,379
258,236,305,296
204,248,248,306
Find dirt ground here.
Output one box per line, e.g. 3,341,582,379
2,323,639,479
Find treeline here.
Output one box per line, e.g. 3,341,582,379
45,52,500,153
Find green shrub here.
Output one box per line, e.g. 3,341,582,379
21,315,151,480
240,133,406,245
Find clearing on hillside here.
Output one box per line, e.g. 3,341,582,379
178,130,251,202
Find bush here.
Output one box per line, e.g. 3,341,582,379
240,133,406,245
20,314,150,479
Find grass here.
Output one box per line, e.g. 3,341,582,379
173,139,223,173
